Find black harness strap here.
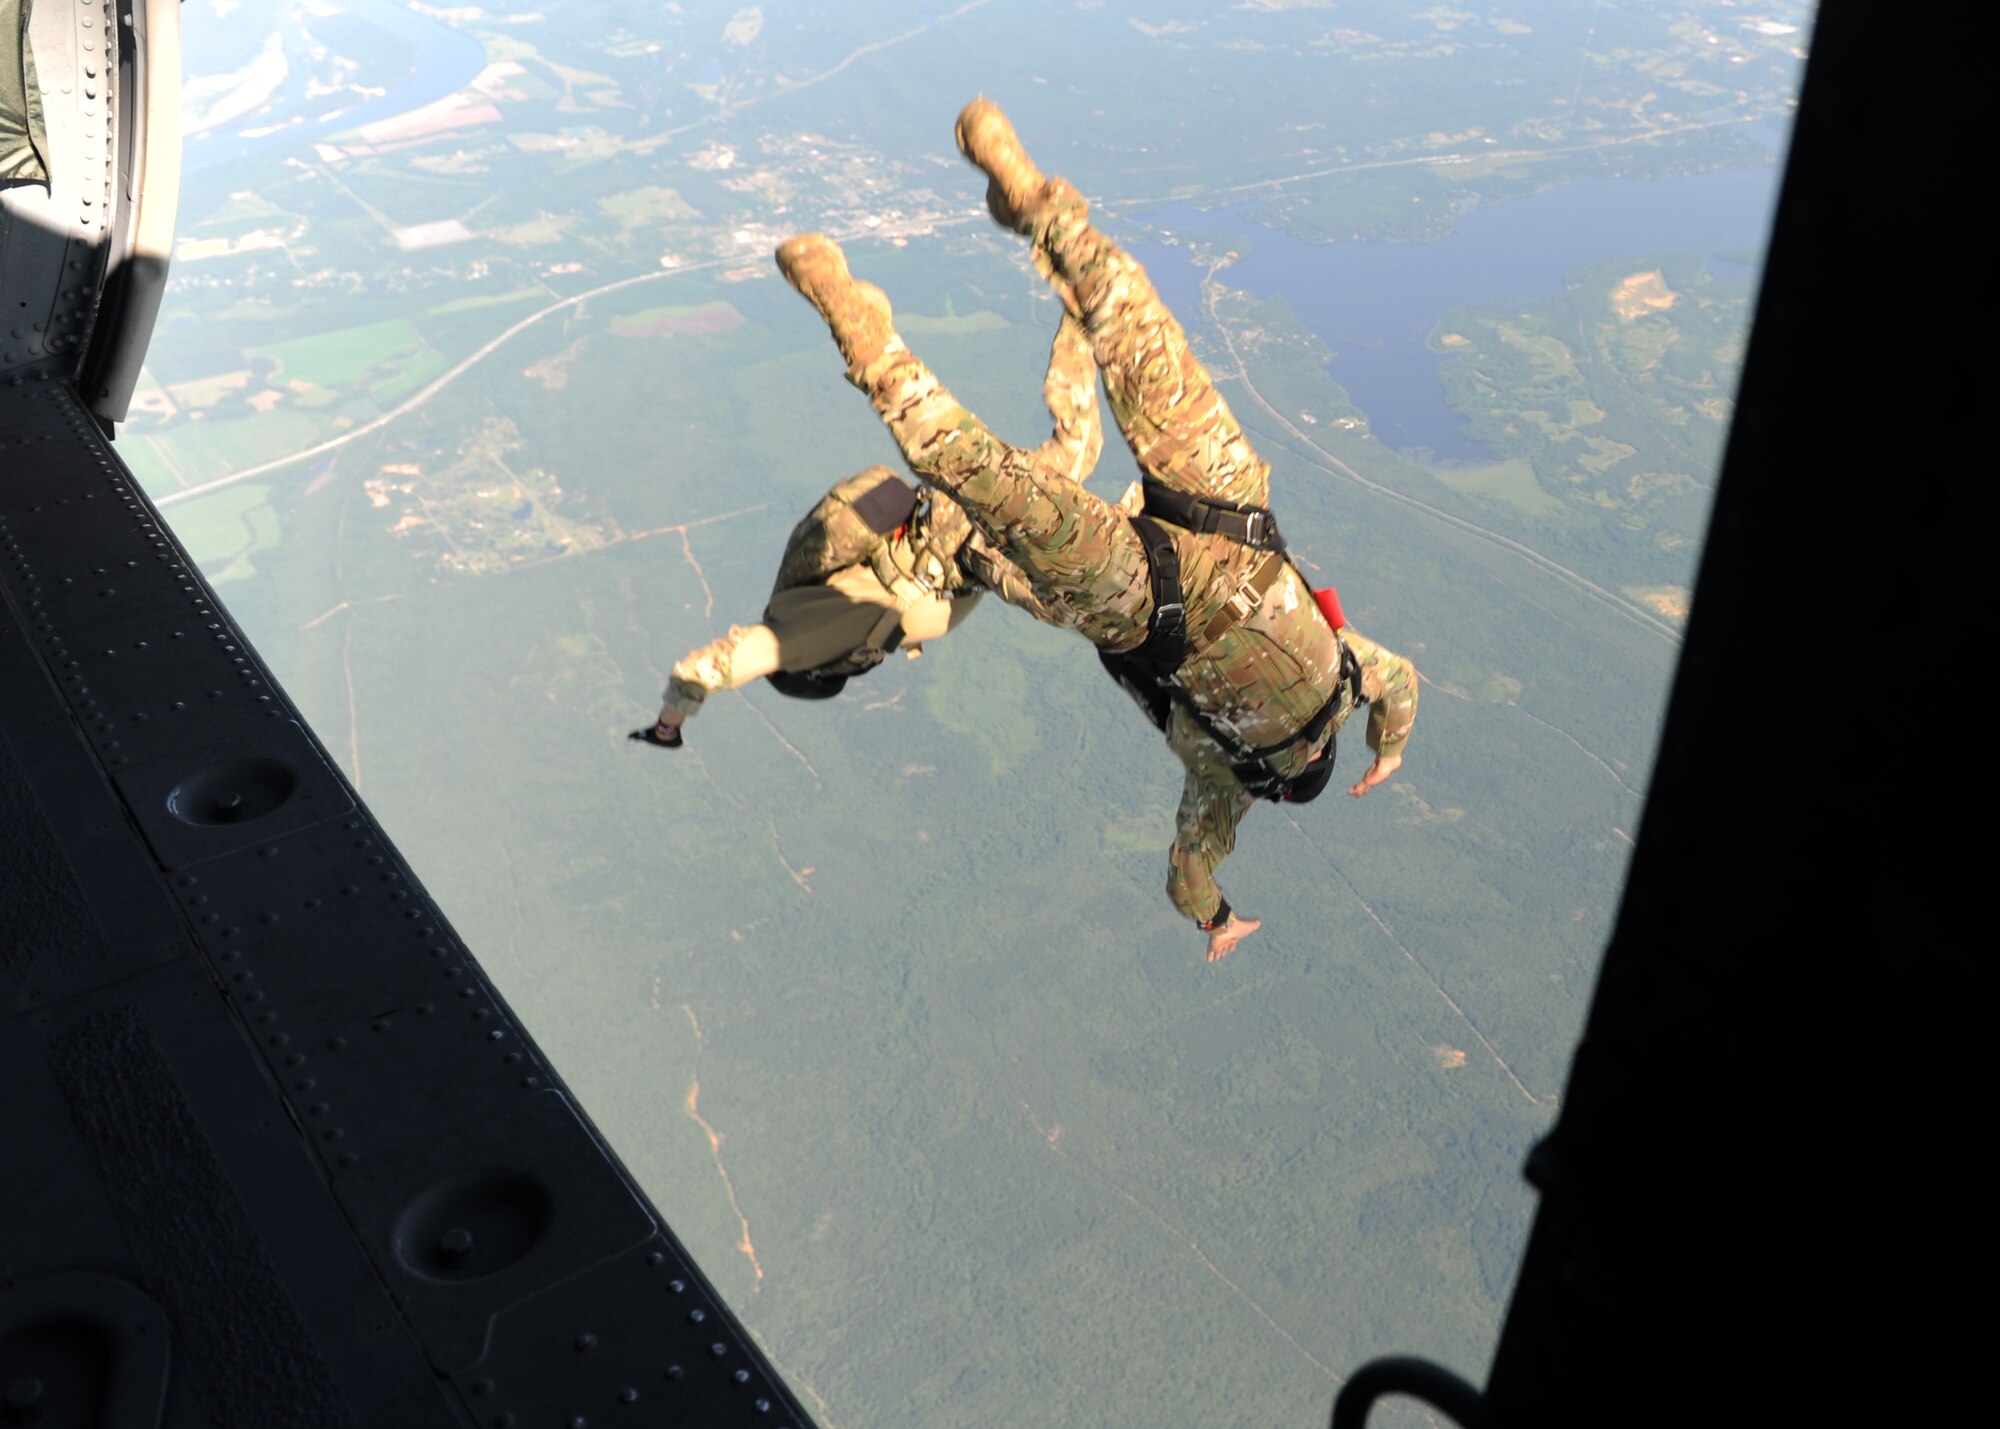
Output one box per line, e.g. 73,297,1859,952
1102,638,1366,803
1141,476,1288,554
1122,513,1188,681
1104,485,1362,802
1218,640,1365,801
1240,639,1363,763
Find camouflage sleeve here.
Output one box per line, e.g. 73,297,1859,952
957,532,1060,624
1164,704,1256,925
1343,627,1418,759
665,624,781,719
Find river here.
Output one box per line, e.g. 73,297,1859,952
181,0,489,174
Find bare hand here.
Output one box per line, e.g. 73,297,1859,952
1347,753,1402,798
1205,913,1263,963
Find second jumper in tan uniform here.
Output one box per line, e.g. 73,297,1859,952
656,316,1096,730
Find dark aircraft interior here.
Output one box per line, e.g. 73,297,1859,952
2,1,1978,1425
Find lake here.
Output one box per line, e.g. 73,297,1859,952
1124,164,1785,464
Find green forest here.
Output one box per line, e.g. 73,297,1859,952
133,0,1809,1423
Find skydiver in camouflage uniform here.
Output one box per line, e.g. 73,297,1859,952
775,99,1417,962
633,319,1094,746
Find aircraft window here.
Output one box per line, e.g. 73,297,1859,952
135,2,1807,1422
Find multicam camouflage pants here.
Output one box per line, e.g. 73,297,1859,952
837,199,1271,653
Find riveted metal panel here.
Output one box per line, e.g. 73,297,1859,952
2,376,817,1427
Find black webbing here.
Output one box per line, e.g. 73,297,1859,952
1141,476,1288,554
1123,514,1188,680
1218,639,1366,802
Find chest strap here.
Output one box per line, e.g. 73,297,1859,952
1194,551,1288,651
1141,476,1288,554
1123,516,1291,680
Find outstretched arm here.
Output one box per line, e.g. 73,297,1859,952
658,624,783,728
956,532,1060,624
1340,627,1418,797
1164,708,1262,960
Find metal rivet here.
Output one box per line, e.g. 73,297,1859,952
441,1228,474,1259
688,1309,705,1324
574,1334,596,1352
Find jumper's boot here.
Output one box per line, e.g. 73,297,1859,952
776,233,904,388
954,98,1091,315
955,97,1048,234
